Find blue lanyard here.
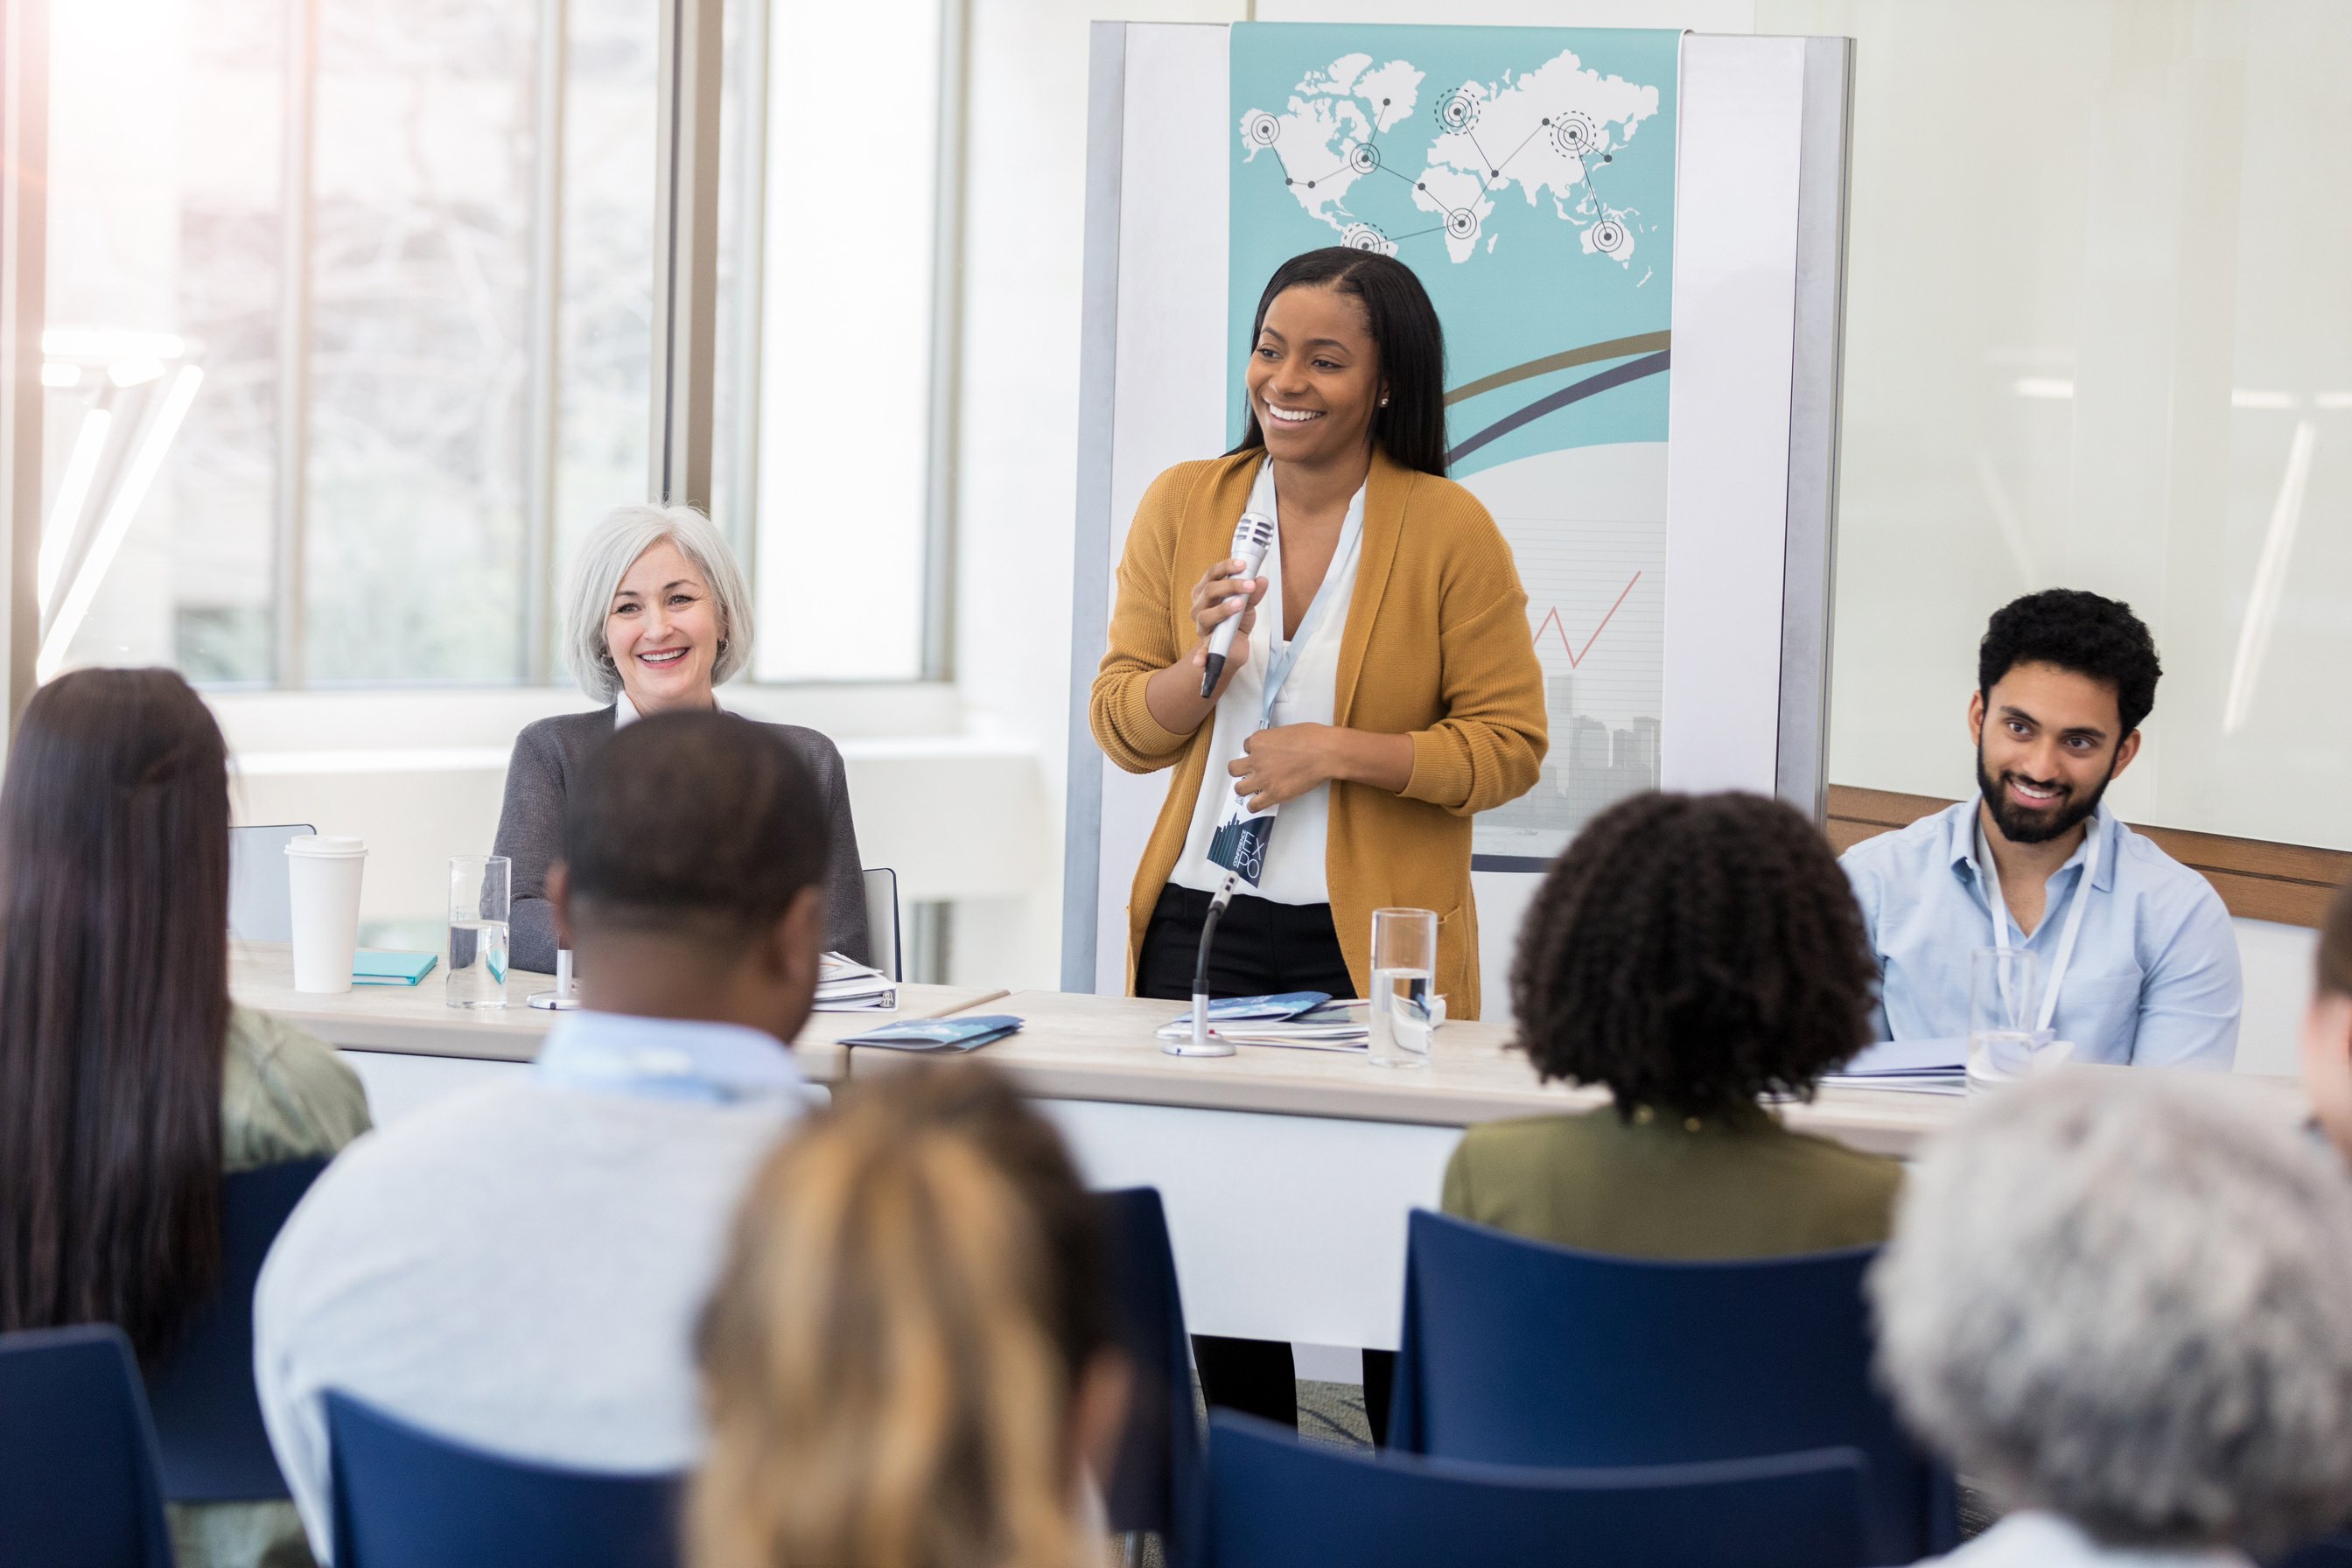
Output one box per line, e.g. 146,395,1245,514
1243,456,1367,728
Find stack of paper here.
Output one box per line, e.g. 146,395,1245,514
1155,995,1369,1053
815,951,898,1012
1819,1037,1968,1096
837,1015,1023,1053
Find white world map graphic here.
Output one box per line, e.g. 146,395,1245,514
1239,49,1661,266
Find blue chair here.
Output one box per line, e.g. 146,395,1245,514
326,1390,682,1568
1203,1410,1868,1568
2275,1534,2352,1567
1099,1187,1205,1561
0,1324,176,1568
1388,1210,1955,1565
144,1157,329,1501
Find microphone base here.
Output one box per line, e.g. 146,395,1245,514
526,990,583,1011
1199,652,1228,699
1162,1035,1236,1058
1165,985,1236,1057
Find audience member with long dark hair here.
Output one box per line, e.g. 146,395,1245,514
1445,789,1898,1256
692,1062,1130,1568
0,668,369,1568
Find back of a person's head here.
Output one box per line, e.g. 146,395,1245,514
691,1062,1114,1568
1871,1071,2352,1556
0,667,232,1360
562,710,825,948
1509,789,1877,1115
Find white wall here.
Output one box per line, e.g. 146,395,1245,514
2236,916,2318,1079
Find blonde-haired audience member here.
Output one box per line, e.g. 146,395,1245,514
692,1062,1130,1568
1872,1071,2352,1565
2300,880,2352,1166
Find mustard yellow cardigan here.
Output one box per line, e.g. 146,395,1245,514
1088,449,1548,1018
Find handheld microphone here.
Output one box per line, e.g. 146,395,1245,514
1199,511,1277,698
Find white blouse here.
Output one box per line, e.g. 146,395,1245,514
1171,466,1364,907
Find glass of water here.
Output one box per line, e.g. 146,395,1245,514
1967,946,2043,1090
1368,906,1438,1069
446,855,512,1009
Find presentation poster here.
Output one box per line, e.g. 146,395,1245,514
1228,24,1682,864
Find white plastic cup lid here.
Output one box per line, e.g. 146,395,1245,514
285,835,368,858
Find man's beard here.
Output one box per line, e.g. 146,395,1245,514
1976,746,2114,846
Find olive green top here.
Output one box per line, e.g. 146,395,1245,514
172,1007,370,1568
220,1006,372,1171
1440,1101,1902,1260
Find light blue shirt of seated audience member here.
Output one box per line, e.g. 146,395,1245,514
1840,798,2241,1069
534,1006,809,1103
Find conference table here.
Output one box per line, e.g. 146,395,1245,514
228,943,1007,1118
233,951,2307,1355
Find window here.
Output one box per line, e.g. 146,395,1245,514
718,0,950,682
37,0,949,690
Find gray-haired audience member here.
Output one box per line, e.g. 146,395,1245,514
493,502,869,971
1871,1071,2352,1566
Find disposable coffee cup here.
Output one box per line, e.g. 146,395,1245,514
285,836,368,994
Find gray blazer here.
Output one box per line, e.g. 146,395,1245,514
492,708,871,974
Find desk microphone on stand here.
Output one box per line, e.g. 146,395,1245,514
528,947,583,1011
1166,874,1238,1057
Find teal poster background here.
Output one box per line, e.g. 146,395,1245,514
1229,24,1683,861
1228,24,1680,476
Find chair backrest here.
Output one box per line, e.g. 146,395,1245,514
1204,1410,1868,1568
864,866,903,981
2278,1534,2352,1568
144,1157,330,1501
1099,1187,1205,1555
327,1391,682,1568
229,822,314,943
0,1324,176,1568
1389,1210,1953,1565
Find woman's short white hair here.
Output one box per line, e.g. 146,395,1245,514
564,503,755,704
1870,1070,2352,1556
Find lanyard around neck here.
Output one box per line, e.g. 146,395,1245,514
1243,457,1366,729
1978,813,2102,1036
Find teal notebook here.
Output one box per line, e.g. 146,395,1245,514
352,950,438,986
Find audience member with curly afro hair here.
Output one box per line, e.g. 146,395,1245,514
1442,790,1900,1260
1513,790,1880,1112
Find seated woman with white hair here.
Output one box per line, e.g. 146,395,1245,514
1870,1070,2352,1566
494,504,870,973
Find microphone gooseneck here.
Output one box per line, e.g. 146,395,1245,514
1200,510,1277,700
1166,875,1239,1057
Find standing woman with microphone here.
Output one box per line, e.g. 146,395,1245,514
1089,247,1547,1432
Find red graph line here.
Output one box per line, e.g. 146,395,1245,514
1532,571,1642,668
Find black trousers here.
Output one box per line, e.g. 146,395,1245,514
1135,882,1355,1003
1135,883,1395,1440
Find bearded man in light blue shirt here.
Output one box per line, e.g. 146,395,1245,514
1841,590,2240,1069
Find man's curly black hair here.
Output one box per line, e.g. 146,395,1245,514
1509,791,1878,1117
1978,589,2162,736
